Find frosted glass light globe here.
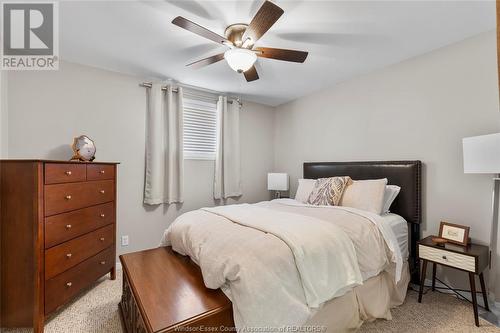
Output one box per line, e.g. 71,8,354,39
224,48,257,73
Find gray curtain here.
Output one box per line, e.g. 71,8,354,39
214,96,242,199
144,84,184,204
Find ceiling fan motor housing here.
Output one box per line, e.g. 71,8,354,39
224,24,249,48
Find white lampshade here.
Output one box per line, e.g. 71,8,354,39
463,133,500,173
224,48,257,73
267,173,289,191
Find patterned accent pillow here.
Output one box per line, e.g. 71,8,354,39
307,176,352,206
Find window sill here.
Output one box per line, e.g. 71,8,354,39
184,158,215,161
184,153,216,161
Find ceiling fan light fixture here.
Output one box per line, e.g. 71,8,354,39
174,1,307,82
224,48,257,73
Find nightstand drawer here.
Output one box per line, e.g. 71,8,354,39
419,244,476,272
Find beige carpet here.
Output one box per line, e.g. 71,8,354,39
4,272,500,333
359,289,500,333
4,273,122,333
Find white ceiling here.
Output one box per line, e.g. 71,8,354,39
60,1,495,106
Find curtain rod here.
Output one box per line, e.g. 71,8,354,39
139,82,241,106
140,82,173,91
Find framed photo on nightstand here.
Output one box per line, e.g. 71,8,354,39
439,221,470,246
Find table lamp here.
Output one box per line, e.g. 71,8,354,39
267,173,289,199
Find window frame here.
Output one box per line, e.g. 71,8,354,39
182,95,218,161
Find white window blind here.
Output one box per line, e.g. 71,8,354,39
183,96,218,160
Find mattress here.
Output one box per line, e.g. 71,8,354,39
381,212,409,260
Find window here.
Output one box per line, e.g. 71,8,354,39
183,96,218,160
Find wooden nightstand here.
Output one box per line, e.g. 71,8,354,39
417,235,490,327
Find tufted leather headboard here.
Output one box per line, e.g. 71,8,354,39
303,160,422,282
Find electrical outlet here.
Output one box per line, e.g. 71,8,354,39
121,235,129,246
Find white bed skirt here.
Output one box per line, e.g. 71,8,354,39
306,261,410,332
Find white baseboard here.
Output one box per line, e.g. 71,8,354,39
116,262,122,271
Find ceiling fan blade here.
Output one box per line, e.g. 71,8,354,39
172,16,231,46
186,53,225,69
242,1,284,45
254,47,308,63
244,66,259,82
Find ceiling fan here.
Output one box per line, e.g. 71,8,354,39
172,0,308,82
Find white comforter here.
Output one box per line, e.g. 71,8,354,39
160,199,402,329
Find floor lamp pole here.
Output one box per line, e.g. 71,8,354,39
480,175,500,326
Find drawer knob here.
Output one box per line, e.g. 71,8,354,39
100,237,105,241
65,171,72,176
66,282,72,287
100,213,105,218
65,195,72,200
65,224,72,229
100,170,105,174
100,261,106,265
66,253,72,258
442,255,447,260
99,190,105,194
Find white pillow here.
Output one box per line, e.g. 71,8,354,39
340,178,388,214
295,179,316,203
382,185,401,213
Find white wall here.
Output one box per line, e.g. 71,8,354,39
6,61,275,255
0,70,7,158
274,31,500,286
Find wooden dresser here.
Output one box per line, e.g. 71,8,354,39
0,160,119,333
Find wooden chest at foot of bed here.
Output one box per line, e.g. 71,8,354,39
119,247,235,333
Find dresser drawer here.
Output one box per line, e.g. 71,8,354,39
45,202,114,248
45,163,86,184
45,246,114,314
45,225,114,279
45,180,114,216
87,164,115,181
419,244,476,272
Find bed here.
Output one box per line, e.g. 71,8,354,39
161,160,422,332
